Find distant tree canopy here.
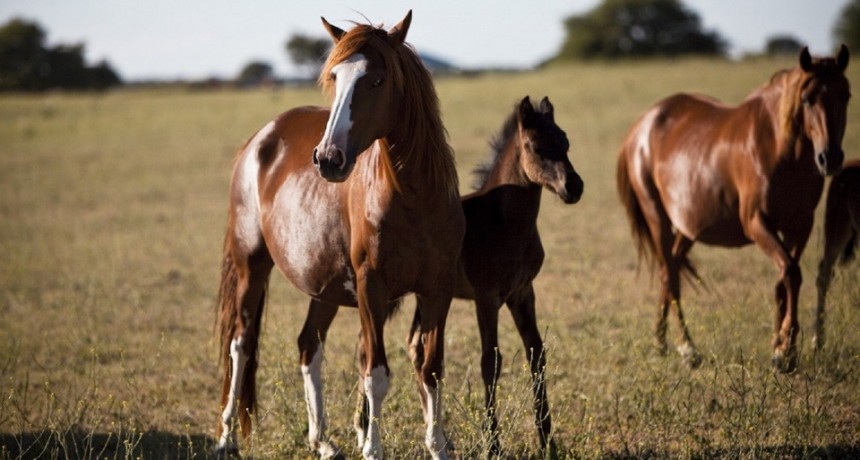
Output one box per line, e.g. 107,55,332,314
285,33,329,76
0,18,121,91
554,0,726,61
764,35,804,56
833,0,860,52
237,61,274,86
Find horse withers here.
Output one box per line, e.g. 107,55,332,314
214,11,465,459
617,46,850,372
815,158,860,349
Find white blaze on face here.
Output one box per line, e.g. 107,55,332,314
321,53,369,155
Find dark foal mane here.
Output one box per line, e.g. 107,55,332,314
319,21,458,197
472,106,520,191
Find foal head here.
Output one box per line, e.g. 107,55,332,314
312,11,412,182
793,45,851,176
515,96,584,204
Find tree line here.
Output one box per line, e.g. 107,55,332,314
0,18,121,91
2,0,859,92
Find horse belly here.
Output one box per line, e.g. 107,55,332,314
263,174,359,306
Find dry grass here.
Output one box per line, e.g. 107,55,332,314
1,57,859,459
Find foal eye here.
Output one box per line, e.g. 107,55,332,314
372,78,384,88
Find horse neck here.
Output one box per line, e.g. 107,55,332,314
384,105,458,202
476,135,543,210
753,70,806,160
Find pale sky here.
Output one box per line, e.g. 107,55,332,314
0,0,849,81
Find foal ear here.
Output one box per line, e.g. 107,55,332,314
389,10,412,46
799,46,813,72
321,16,346,43
518,96,535,123
539,96,555,119
837,43,850,72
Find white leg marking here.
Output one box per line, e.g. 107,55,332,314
302,347,341,458
218,337,247,449
422,383,449,460
362,366,389,460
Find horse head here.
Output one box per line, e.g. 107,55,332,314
798,44,850,176
312,11,413,182
517,96,584,204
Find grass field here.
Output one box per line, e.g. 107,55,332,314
1,57,859,459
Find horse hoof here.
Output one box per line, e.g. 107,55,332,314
211,444,240,459
677,343,702,369
771,350,797,373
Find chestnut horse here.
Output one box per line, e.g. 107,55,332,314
352,96,583,456
617,46,850,372
214,11,464,459
815,158,860,349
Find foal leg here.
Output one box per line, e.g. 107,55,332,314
475,295,503,457
506,284,556,457
298,299,342,459
815,205,854,350
415,292,453,460
217,246,273,452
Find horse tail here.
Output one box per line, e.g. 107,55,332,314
617,149,657,270
216,129,273,441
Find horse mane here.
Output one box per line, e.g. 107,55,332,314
472,107,519,191
319,22,459,197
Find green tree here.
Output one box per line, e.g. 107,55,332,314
765,35,804,56
285,33,329,76
237,61,273,86
0,18,121,91
554,0,726,61
833,0,860,51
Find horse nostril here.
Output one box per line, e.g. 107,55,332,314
331,149,345,169
817,152,827,168
312,148,320,166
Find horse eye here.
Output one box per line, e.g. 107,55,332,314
372,78,384,88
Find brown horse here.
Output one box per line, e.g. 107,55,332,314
617,46,850,372
815,158,860,349
351,96,583,456
214,11,465,459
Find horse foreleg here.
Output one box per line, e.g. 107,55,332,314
506,285,556,457
815,207,854,350
355,270,391,460
475,296,502,456
415,292,453,460
298,299,342,459
748,214,799,372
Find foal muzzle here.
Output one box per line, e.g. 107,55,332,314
816,147,844,176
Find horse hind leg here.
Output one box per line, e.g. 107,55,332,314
216,243,273,453
298,299,342,459
506,285,557,457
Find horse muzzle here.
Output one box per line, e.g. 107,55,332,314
816,147,844,176
312,144,354,182
560,171,584,204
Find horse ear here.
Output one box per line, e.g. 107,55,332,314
321,16,345,43
539,96,555,119
799,46,813,72
518,96,535,123
389,10,412,46
837,43,849,72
